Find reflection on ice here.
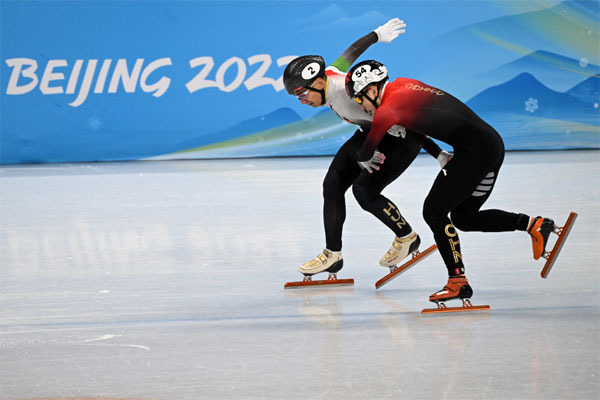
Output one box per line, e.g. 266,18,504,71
1,151,598,400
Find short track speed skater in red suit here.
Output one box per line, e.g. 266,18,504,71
343,58,577,314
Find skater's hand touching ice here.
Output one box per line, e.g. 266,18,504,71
374,18,406,43
359,150,385,173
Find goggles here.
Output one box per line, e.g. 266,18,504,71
294,88,310,101
293,80,317,101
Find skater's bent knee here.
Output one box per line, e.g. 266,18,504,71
450,210,476,231
422,201,447,227
352,183,372,210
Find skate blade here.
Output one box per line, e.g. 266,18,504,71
540,211,577,279
284,278,354,289
421,304,490,314
375,244,437,289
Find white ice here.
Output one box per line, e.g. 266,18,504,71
1,150,598,399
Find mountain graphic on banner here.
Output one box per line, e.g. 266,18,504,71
480,50,600,92
172,107,303,152
427,0,599,99
150,108,353,160
466,72,599,150
467,72,598,122
567,74,600,104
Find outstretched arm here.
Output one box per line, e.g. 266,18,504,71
330,18,406,73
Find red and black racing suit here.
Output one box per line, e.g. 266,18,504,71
357,78,530,276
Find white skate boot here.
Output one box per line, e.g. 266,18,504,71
379,232,421,268
298,249,343,277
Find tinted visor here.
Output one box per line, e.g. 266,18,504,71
293,80,318,101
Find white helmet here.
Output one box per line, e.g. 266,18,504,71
345,60,389,99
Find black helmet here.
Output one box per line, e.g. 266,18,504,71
283,55,326,95
345,60,389,99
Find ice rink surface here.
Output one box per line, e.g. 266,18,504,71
1,150,599,400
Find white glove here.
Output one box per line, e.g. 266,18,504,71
374,18,406,43
387,124,407,138
359,151,385,173
437,150,453,168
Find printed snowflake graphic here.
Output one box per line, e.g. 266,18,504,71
579,58,589,68
525,97,539,113
89,116,103,131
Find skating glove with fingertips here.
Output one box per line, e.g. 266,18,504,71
374,18,406,43
358,150,385,173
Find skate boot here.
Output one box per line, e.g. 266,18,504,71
379,232,421,268
298,249,343,277
429,276,473,306
423,275,490,313
527,216,556,260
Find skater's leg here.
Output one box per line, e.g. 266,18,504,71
450,155,530,233
445,153,556,260
422,151,494,276
298,131,364,276
423,155,490,302
352,134,420,238
422,126,514,277
322,133,363,251
352,135,422,267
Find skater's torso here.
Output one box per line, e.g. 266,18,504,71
325,66,372,130
357,78,503,161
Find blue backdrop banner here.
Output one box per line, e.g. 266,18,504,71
1,0,599,164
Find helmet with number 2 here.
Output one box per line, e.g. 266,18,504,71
283,55,326,95
345,60,389,99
